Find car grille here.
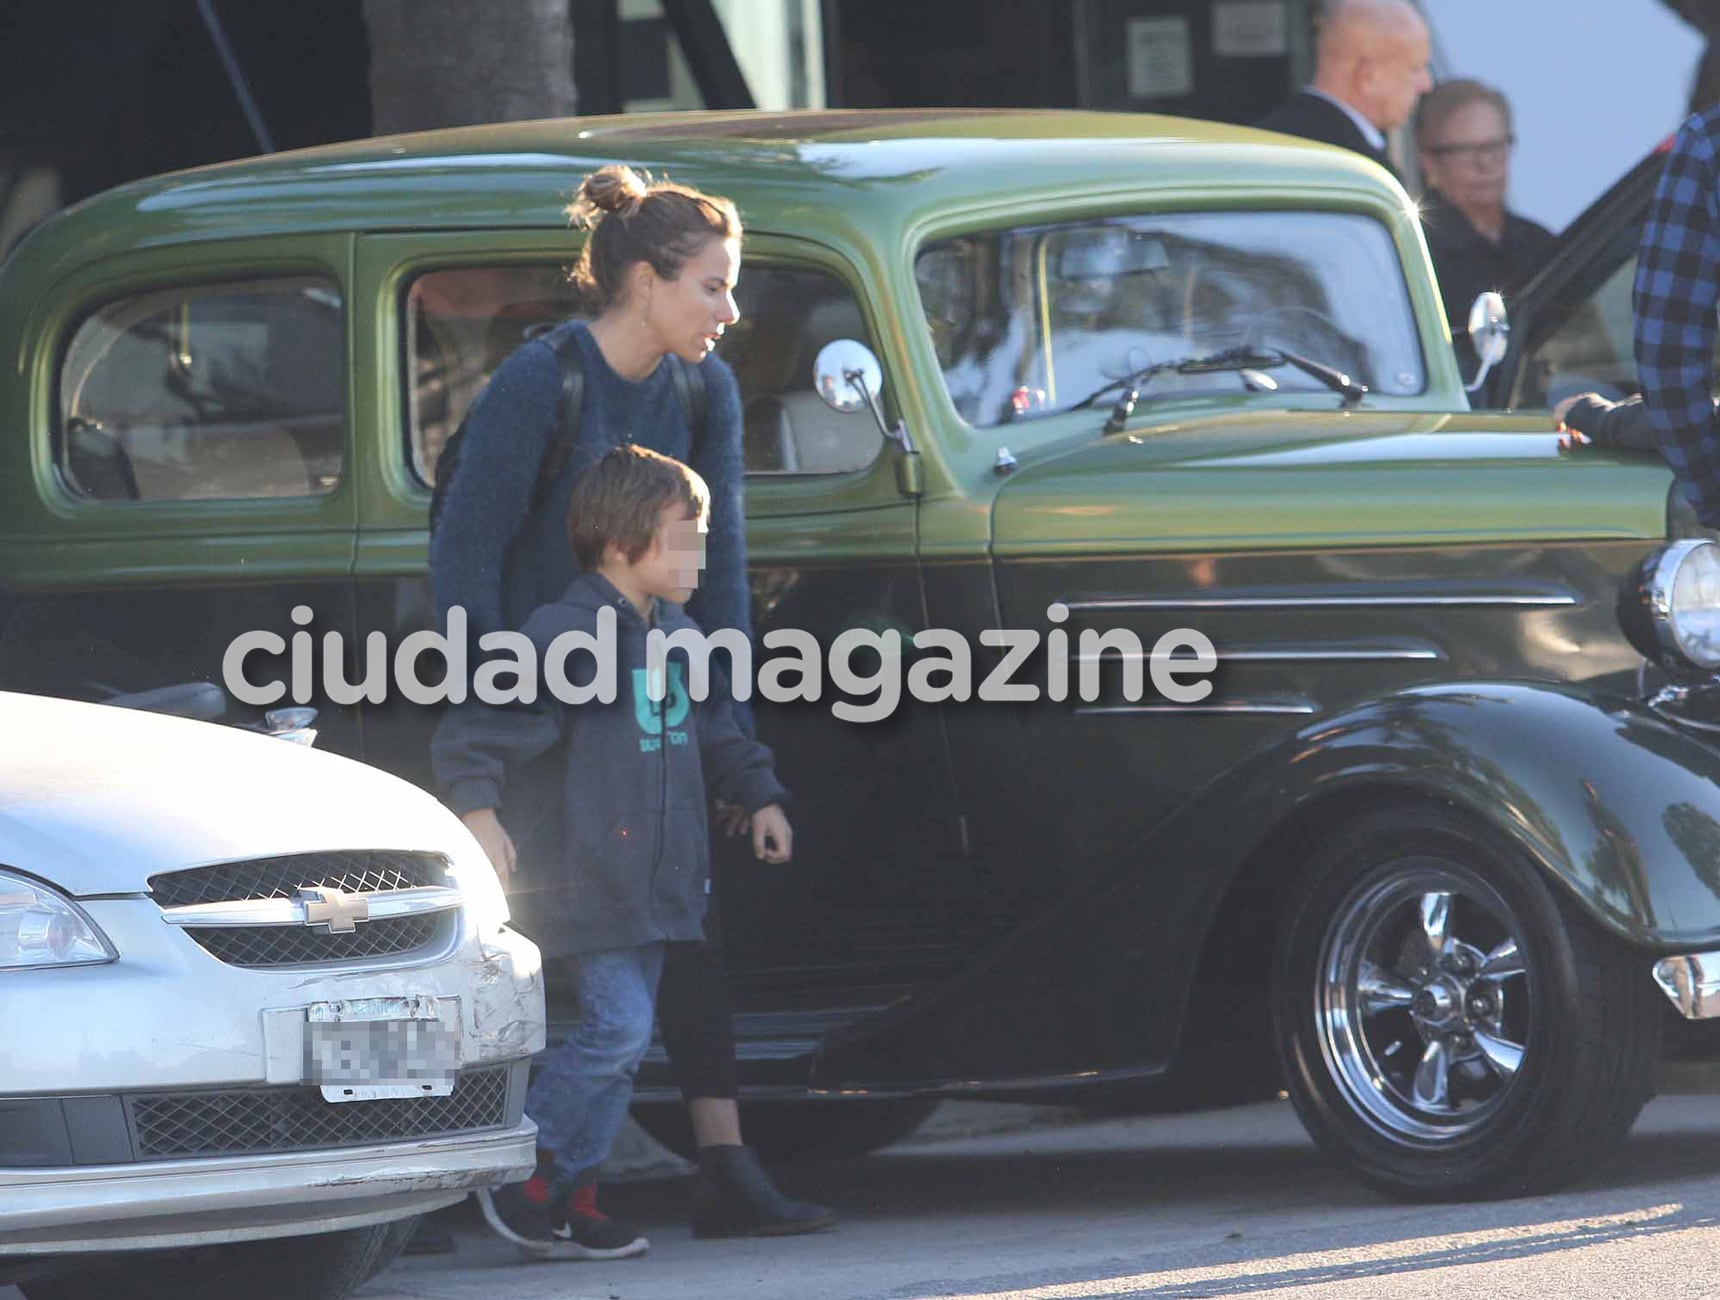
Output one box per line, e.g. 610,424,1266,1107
187,914,444,966
128,1065,514,1159
149,851,456,968
148,850,449,908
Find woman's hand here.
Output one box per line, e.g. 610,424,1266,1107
751,803,793,864
460,807,517,888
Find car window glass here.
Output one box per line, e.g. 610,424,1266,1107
404,262,880,484
1511,249,1720,409
404,264,582,486
1511,254,1638,409
916,211,1426,428
57,277,344,502
718,265,880,476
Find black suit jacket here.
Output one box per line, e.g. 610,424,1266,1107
1256,91,1398,181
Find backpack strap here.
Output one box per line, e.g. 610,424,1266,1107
530,329,587,513
667,354,709,442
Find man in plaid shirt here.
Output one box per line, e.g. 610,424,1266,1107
1635,105,1720,526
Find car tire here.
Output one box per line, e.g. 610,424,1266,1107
358,1212,422,1282
1272,802,1661,1200
21,1221,404,1300
633,1097,939,1164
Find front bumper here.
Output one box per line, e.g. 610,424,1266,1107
1655,951,1720,1018
1,904,545,1257
0,1117,536,1255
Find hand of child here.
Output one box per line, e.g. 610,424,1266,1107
751,803,793,864
461,808,518,888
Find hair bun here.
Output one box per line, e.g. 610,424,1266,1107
571,165,649,225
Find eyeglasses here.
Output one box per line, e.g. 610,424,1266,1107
1425,136,1515,166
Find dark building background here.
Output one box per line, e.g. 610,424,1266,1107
0,0,1315,238
832,0,1300,125
0,2,370,204
833,0,1081,110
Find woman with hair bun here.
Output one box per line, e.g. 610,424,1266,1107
431,164,834,1260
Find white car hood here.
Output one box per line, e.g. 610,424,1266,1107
0,692,467,896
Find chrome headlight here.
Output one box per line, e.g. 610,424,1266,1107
1619,539,1720,674
0,870,117,971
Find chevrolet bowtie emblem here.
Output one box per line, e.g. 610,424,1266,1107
298,885,371,933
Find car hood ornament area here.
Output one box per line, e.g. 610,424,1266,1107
298,885,371,932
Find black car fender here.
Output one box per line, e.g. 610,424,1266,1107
1253,680,1720,950
815,679,1720,1094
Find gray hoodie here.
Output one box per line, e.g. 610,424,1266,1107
432,572,786,956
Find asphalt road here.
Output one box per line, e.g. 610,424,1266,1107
16,1094,1720,1300
355,1093,1720,1300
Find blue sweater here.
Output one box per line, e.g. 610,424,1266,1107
429,320,750,662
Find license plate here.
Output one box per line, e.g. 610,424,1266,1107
304,996,459,1102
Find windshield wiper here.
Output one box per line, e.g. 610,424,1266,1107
1071,345,1368,433
1263,347,1369,408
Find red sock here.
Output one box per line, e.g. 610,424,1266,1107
520,1149,559,1204
569,1185,607,1220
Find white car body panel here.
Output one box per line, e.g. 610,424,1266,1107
0,692,480,895
0,691,546,1261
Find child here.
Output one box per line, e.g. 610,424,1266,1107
433,444,792,1261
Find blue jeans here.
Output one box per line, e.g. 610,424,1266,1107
527,943,665,1196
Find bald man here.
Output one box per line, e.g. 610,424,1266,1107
1257,0,1432,182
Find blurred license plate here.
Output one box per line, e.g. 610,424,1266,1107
305,996,458,1102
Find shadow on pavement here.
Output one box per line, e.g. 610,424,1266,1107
367,1098,1720,1300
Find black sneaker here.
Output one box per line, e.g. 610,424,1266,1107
478,1179,649,1261
563,1184,651,1257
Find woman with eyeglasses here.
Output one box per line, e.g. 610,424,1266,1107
1414,79,1554,359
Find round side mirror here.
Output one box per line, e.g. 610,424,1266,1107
813,339,884,414
1464,291,1509,394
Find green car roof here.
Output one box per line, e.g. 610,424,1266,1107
14,108,1408,276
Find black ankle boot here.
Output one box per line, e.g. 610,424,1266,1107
692,1144,837,1238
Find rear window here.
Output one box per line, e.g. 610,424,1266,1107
56,276,344,501
915,210,1426,428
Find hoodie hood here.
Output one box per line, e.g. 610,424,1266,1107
557,571,696,634
562,571,641,616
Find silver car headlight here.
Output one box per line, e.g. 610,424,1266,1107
0,870,117,970
1619,538,1720,675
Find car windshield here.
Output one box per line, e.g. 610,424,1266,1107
915,210,1426,428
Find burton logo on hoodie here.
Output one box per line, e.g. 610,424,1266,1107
635,662,691,751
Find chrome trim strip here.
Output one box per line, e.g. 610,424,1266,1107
1217,647,1440,661
1074,700,1319,716
1063,592,1580,613
160,886,464,929
1074,644,1442,666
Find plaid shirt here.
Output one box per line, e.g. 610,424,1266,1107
1635,106,1720,526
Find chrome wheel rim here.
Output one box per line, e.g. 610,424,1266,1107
1316,860,1532,1143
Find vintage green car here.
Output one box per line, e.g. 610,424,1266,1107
4,109,1719,1204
